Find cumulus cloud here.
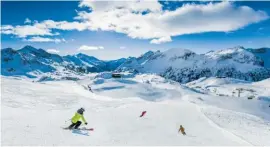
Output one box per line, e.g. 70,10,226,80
1,25,14,35
78,1,162,13
78,45,104,51
150,36,172,44
46,49,60,53
1,24,56,37
1,20,88,38
25,36,66,43
75,1,268,43
24,18,31,24
1,1,269,44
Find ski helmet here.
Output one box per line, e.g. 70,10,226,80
77,107,85,114
81,107,85,112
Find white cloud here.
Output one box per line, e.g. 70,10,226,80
46,49,60,53
1,24,55,37
120,46,126,49
1,25,14,35
1,1,269,44
39,20,89,31
78,45,104,51
75,1,268,43
1,20,87,38
25,36,66,43
98,46,104,49
24,18,31,24
78,1,162,13
150,36,172,44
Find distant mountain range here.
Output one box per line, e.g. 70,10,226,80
1,45,270,83
117,46,270,83
1,45,127,78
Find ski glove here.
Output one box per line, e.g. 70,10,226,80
85,122,88,125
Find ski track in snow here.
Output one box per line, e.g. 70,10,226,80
1,75,270,145
200,106,270,146
196,105,253,146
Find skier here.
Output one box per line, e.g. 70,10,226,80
88,85,93,92
178,125,186,135
140,111,147,117
67,108,88,130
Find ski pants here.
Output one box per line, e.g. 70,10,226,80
68,121,82,129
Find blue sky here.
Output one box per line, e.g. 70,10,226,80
1,1,270,60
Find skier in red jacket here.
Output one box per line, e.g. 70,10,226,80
140,111,147,117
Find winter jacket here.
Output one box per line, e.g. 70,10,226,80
71,112,87,124
179,125,186,135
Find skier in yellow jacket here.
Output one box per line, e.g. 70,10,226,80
68,108,88,129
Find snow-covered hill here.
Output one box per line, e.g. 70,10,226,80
185,77,270,102
118,46,270,83
1,74,270,145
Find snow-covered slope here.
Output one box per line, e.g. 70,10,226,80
253,78,270,88
118,46,270,83
1,74,270,145
185,77,270,102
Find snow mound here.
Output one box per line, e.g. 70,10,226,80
77,73,183,101
186,77,250,88
253,78,270,88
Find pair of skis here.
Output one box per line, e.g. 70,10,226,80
63,127,94,131
63,127,94,136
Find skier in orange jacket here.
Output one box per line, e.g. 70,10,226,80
178,125,186,135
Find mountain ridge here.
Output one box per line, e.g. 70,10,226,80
1,45,127,77
117,46,270,83
1,45,270,83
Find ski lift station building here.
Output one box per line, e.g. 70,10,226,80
112,73,121,78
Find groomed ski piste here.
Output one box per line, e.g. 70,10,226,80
1,73,270,146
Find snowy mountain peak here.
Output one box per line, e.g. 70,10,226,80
19,45,39,53
204,46,263,66
231,46,245,50
1,48,17,54
118,46,270,83
139,50,154,58
205,46,247,58
21,45,36,49
1,46,128,78
162,48,196,62
18,45,55,59
75,53,99,62
164,48,194,56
